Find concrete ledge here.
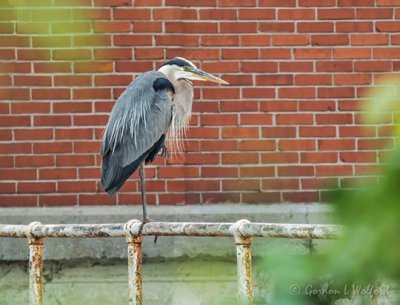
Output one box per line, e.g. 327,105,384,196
0,204,335,261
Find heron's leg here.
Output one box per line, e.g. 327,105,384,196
139,163,148,222
160,144,169,158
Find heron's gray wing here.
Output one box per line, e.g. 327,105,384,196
101,71,173,194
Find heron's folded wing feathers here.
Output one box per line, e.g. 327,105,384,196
101,71,173,194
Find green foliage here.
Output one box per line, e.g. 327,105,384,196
256,77,400,305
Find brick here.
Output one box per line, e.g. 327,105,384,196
200,114,238,126
334,48,371,59
0,130,11,140
39,195,77,206
0,116,31,127
318,87,355,98
278,9,315,20
262,152,299,164
222,49,258,59
0,182,15,193
166,22,218,33
300,126,336,137
200,140,237,151
298,22,333,33
358,138,393,150
58,181,97,193
316,113,353,124
319,139,355,151
51,22,91,34
238,9,275,19
0,169,36,181
17,49,51,60
34,116,71,127
154,8,197,20
133,21,162,33
74,8,111,20
354,61,391,72
282,191,319,203
278,166,314,177
18,182,56,194
294,48,331,59
73,35,111,47
14,128,53,140
0,36,30,47
240,114,272,125
260,101,298,112
222,153,259,164
53,49,92,60
73,114,109,126
0,196,37,207
312,35,349,46
242,88,275,99
299,0,335,6
259,22,295,32
219,99,256,112
0,49,15,60
276,114,313,125
222,180,261,191
166,48,220,60
0,143,32,154
165,0,216,6
202,35,239,46
242,192,281,204
377,0,400,5
32,89,70,100
256,74,293,86
351,34,389,46
34,62,71,73
335,74,372,85
262,178,299,190
135,48,164,60
16,155,54,167
374,48,400,59
222,127,259,139
279,87,315,99
0,157,13,167
259,0,296,6
0,89,30,100
240,34,271,46
316,165,353,176
14,75,52,87
316,61,352,72
280,61,313,72
295,74,332,85
200,9,236,20
218,0,257,6
54,75,92,87
113,8,150,20
340,152,376,163
157,35,199,47
301,152,337,163
238,140,275,151
262,127,296,138
356,8,393,19
0,23,14,34
279,139,316,151
241,61,277,72
376,22,400,32
114,34,152,46
11,102,50,114
73,88,111,100
318,8,354,19
220,22,257,33
167,180,220,192
338,0,374,6
272,34,310,46
74,62,113,73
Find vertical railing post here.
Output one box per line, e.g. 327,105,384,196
231,219,253,305
125,220,144,305
27,222,44,305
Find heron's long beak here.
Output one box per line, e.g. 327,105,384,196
186,67,229,85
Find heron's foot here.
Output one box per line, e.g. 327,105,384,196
160,144,169,158
138,218,159,244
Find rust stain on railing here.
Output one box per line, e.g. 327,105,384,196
0,220,341,305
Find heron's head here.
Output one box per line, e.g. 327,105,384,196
158,57,229,85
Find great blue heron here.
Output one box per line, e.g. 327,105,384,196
101,57,228,220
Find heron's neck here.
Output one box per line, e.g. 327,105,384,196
158,65,176,84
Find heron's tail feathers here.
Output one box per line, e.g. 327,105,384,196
101,152,147,195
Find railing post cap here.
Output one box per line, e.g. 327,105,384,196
124,219,143,242
27,221,43,244
230,219,252,244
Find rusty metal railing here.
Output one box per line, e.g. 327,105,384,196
0,220,341,305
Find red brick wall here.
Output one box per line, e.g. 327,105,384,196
0,0,399,207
